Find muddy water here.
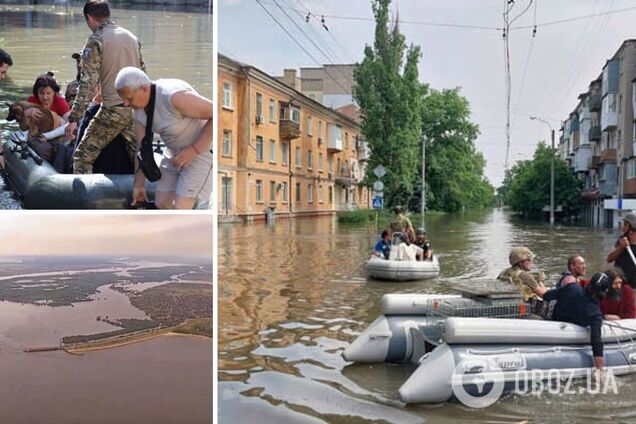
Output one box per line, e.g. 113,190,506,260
219,209,636,423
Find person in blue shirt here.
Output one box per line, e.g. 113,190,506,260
374,230,392,260
536,271,610,374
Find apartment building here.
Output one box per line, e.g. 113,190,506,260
561,40,636,227
218,54,371,222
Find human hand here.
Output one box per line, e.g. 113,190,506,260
132,186,148,206
619,236,630,249
537,271,546,283
171,145,199,169
65,121,78,141
32,108,43,121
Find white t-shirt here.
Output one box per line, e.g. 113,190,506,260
396,243,423,261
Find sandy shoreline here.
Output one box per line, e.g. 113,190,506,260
65,330,212,353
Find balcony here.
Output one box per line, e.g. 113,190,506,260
357,143,370,161
588,125,601,141
327,123,343,152
600,148,617,163
279,120,300,140
588,94,601,112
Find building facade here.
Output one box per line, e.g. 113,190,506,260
218,54,371,222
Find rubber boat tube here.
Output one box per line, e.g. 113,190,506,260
1,138,155,209
399,341,636,404
366,255,440,281
344,295,460,363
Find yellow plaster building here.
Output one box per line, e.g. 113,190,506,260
218,54,371,222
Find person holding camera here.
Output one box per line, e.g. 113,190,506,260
114,66,212,209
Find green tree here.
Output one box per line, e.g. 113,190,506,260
419,88,495,212
503,143,582,218
353,0,424,207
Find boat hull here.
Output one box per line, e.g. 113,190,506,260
2,138,155,209
366,255,440,281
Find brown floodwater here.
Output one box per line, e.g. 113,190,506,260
218,209,636,423
0,334,212,424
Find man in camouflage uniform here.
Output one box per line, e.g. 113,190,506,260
497,246,546,302
64,52,82,104
65,0,144,174
388,206,415,242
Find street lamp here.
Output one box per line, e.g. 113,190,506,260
530,116,555,227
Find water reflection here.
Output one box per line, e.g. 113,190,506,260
219,210,636,423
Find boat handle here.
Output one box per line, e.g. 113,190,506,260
369,332,392,340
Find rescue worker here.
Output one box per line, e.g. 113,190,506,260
607,212,636,288
388,206,415,242
64,0,145,174
64,52,82,104
413,227,433,260
497,246,546,303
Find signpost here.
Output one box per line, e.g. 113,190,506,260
372,165,386,232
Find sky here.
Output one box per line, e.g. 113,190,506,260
0,213,213,257
220,0,636,186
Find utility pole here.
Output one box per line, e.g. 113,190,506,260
530,116,555,227
421,135,426,225
550,129,555,227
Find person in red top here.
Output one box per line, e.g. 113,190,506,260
27,73,71,140
598,268,636,320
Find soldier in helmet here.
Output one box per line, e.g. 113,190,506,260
413,227,433,260
607,212,636,288
497,246,546,303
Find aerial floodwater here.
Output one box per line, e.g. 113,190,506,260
0,1,212,209
219,209,636,423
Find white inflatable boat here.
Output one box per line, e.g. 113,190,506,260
399,317,636,404
366,255,440,281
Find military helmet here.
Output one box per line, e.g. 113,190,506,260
509,247,534,266
416,227,426,235
394,206,404,214
623,212,636,229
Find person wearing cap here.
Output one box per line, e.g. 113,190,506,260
606,212,636,288
388,206,415,242
64,0,145,174
536,272,608,374
497,247,546,303
413,227,432,260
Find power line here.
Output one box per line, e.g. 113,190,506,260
510,0,536,129
511,3,636,30
503,0,512,170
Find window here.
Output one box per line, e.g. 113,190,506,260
628,159,636,179
281,143,289,166
337,158,341,175
329,186,333,203
223,82,232,108
291,107,300,123
255,180,263,203
318,121,323,138
307,184,313,203
269,139,276,163
295,147,302,168
633,122,636,143
345,132,349,149
307,150,313,169
281,182,288,202
269,181,276,202
269,99,276,122
295,183,301,202
222,130,232,157
307,116,313,136
221,177,233,212
328,157,333,173
318,152,323,171
318,184,323,202
256,93,263,120
256,136,264,162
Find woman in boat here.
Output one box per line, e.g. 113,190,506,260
596,268,635,320
28,72,71,137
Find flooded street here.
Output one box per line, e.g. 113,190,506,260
219,209,636,423
0,2,212,209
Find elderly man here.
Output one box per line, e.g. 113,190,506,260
65,0,144,174
114,66,212,209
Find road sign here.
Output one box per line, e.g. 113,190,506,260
373,165,386,178
373,191,384,198
373,180,384,191
372,196,384,209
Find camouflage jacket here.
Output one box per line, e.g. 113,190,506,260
70,19,145,121
497,266,545,302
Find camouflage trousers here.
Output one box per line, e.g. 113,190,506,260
73,105,136,174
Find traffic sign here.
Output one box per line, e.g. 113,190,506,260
372,196,384,209
373,180,384,191
373,165,386,178
373,191,384,198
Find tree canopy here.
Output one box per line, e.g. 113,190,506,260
500,143,583,217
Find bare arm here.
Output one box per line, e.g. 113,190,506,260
132,120,148,204
170,90,213,168
607,237,628,262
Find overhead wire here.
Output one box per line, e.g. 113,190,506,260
503,0,512,169
510,0,536,130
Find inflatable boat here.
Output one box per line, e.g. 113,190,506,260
398,317,636,403
366,255,440,281
1,133,155,209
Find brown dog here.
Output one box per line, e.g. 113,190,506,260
5,101,55,137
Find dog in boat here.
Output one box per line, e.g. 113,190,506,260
5,101,55,138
